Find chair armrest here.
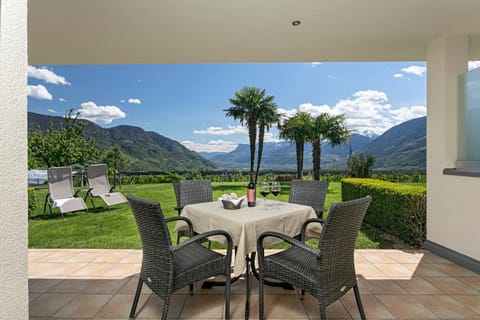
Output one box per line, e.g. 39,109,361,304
173,230,233,256
174,206,183,215
73,189,82,197
165,216,194,238
257,231,317,267
301,218,325,242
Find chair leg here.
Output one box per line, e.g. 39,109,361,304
319,304,327,320
129,278,143,319
189,284,193,295
258,273,264,320
225,269,231,319
301,289,305,300
353,284,366,320
161,295,171,320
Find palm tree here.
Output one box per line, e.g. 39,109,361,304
255,102,281,184
225,87,279,184
278,110,312,179
309,113,350,180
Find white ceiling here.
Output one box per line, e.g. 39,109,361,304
28,0,480,65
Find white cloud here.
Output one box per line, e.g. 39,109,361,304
27,66,71,85
47,109,57,114
77,101,126,124
311,62,322,67
58,97,67,102
27,85,52,100
394,73,403,78
120,99,126,103
182,139,238,153
263,132,281,143
279,89,424,136
128,98,141,104
401,65,426,77
193,125,247,136
468,61,480,71
327,75,337,80
390,105,426,122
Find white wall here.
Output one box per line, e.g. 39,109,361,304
427,35,480,261
0,0,29,318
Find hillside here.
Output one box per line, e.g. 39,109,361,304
359,116,426,170
211,134,374,170
28,112,217,171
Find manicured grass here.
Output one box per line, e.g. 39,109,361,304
29,182,396,249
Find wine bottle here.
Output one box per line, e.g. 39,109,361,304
247,174,256,207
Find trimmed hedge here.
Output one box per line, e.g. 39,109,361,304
341,178,426,246
28,187,37,219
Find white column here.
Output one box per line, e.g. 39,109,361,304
427,35,480,260
0,0,29,318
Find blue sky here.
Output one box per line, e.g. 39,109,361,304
25,62,443,153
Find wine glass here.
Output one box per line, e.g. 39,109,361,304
260,181,270,206
271,181,281,203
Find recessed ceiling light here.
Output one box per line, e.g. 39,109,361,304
291,20,301,27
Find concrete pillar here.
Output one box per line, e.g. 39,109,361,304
427,35,480,260
0,0,29,318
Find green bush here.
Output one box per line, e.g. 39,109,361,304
28,187,37,219
341,178,426,246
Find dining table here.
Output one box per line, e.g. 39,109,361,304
175,199,322,319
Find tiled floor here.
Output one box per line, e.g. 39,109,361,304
29,249,480,319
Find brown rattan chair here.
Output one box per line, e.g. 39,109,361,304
257,195,372,320
289,179,329,219
127,195,233,320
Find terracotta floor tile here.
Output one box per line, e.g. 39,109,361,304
374,263,415,278
386,251,424,264
28,250,55,263
72,263,120,277
450,294,480,315
118,276,153,295
47,279,92,293
423,276,479,294
28,293,76,317
359,278,407,294
29,292,41,302
341,294,394,319
54,294,112,318
354,252,368,264
37,251,79,262
258,294,308,319
421,253,453,264
456,276,480,291
102,263,140,277
362,252,399,264
303,294,352,319
403,263,449,277
180,294,227,319
29,262,87,278
133,293,187,319
376,294,438,319
355,263,386,278
432,263,480,277
92,251,132,263
29,278,63,293
416,294,479,319
96,293,150,318
394,277,443,294
63,252,103,263
82,278,129,294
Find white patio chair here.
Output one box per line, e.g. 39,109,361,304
44,166,88,218
84,164,127,208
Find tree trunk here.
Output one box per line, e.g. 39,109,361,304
255,124,265,184
248,120,257,179
295,140,304,179
312,137,321,180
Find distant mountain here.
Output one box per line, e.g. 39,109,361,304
211,134,374,170
28,112,217,171
359,116,426,170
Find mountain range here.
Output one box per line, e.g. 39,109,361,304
28,112,426,172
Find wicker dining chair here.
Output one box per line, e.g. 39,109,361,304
127,195,233,320
289,179,329,219
172,180,213,243
257,195,372,320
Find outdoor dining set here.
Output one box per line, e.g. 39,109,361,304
127,179,372,320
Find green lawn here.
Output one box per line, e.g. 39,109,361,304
29,182,396,249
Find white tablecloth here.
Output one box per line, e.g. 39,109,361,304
176,200,321,276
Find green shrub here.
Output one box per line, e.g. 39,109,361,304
28,187,37,219
341,178,426,246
